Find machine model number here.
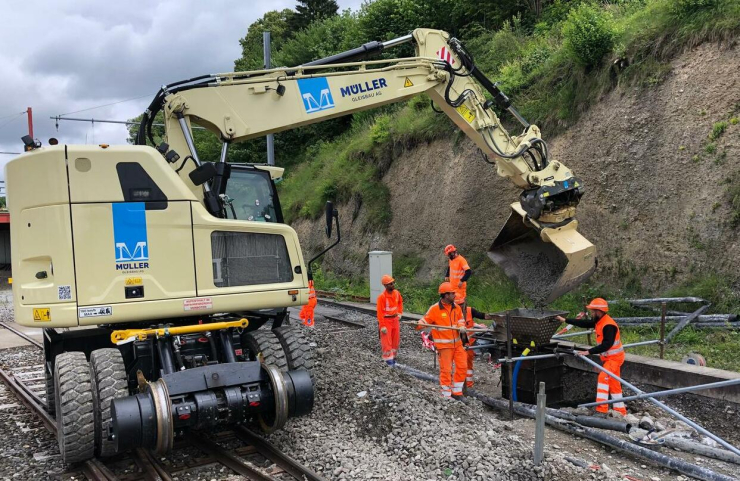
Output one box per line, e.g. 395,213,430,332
79,306,113,318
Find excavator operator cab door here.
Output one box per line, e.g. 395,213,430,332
222,165,284,223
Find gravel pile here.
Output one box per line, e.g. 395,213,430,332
270,310,615,481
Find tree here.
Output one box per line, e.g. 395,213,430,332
235,9,295,72
289,0,339,32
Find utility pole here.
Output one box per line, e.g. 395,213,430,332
264,31,275,166
26,107,34,139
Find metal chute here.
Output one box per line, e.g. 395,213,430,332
488,203,596,306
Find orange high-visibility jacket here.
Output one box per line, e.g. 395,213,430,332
448,255,470,302
420,301,465,349
595,314,624,361
376,289,403,323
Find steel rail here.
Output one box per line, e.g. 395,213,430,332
0,321,43,349
187,435,275,481
235,426,329,481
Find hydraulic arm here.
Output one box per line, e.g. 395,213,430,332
137,28,596,304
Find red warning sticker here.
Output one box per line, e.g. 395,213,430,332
183,297,213,311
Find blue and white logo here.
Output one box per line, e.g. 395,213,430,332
112,203,149,264
297,78,335,113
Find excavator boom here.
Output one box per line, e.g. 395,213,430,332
138,28,596,304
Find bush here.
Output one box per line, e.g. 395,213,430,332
671,0,720,19
562,3,617,67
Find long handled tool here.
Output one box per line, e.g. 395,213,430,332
400,321,491,333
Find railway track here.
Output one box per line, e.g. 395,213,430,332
0,321,327,481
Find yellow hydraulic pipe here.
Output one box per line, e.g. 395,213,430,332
111,319,248,344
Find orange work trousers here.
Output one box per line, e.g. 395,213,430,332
437,344,467,397
595,358,627,415
379,317,400,361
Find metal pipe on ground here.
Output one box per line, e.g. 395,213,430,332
580,378,740,409
608,297,708,306
665,305,710,343
392,363,734,480
614,315,736,324
576,353,740,457
662,435,740,466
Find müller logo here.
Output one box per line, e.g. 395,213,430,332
112,203,150,270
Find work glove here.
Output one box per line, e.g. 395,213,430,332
380,327,388,334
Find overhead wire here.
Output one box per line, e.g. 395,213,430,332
0,112,26,131
58,94,151,117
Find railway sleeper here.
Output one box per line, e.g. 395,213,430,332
42,316,314,464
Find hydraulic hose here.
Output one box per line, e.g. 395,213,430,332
511,347,531,402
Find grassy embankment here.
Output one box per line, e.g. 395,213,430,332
282,0,740,370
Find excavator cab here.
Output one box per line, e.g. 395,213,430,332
489,203,597,306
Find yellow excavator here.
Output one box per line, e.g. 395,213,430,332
6,28,595,463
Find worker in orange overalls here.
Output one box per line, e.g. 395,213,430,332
417,282,467,399
376,275,403,366
464,306,493,389
444,245,471,313
556,298,627,416
299,279,317,328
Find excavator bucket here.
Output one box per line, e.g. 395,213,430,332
488,203,596,306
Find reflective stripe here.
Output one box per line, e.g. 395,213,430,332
596,394,608,400
604,347,624,357
442,391,452,398
434,339,457,344
466,370,473,374
613,402,626,408
597,383,609,391
453,382,464,388
611,393,623,399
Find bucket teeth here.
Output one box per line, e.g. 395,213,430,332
489,203,596,305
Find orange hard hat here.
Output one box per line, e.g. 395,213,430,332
444,244,456,255
438,282,455,295
586,298,609,312
381,275,395,286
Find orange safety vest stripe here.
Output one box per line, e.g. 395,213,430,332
423,301,464,348
595,314,624,359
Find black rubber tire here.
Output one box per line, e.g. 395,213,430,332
89,348,128,458
44,364,55,416
54,352,95,464
242,330,288,371
274,326,315,382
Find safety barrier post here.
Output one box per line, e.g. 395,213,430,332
506,313,514,421
534,382,546,465
660,302,666,359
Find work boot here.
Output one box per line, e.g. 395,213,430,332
451,394,464,401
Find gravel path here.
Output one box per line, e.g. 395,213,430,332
0,300,737,480
269,306,739,481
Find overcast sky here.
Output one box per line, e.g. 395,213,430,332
0,0,364,179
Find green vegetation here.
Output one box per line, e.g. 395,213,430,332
254,0,739,227
709,121,728,140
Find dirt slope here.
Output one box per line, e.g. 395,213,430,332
292,43,740,293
